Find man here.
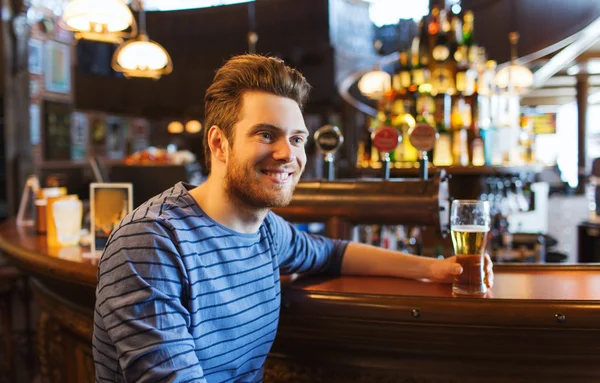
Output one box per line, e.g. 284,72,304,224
93,54,493,383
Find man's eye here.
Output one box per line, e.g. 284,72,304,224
259,132,273,140
292,136,306,145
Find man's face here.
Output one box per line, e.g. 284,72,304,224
224,91,308,209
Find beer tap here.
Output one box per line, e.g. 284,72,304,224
408,122,437,180
371,124,400,180
314,124,344,181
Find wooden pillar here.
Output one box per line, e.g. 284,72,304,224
576,74,589,194
2,0,34,216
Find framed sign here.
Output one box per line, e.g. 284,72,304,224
43,100,72,160
28,38,43,75
90,183,133,256
44,40,71,94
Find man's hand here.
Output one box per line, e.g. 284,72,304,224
429,253,494,288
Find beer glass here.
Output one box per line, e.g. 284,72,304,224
450,200,490,295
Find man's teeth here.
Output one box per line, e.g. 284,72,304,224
264,172,289,180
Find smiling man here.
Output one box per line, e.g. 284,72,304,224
93,54,493,383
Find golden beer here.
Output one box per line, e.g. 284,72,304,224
451,225,489,295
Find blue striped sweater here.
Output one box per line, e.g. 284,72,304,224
93,182,348,383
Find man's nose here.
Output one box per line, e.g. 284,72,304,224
272,139,296,162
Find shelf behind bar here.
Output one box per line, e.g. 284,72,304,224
354,164,546,177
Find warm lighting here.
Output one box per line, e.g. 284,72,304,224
433,134,453,166
495,64,534,90
168,121,183,134
60,0,137,43
471,138,485,166
111,4,172,79
418,83,433,93
495,32,533,93
358,70,391,100
112,33,172,78
185,120,202,133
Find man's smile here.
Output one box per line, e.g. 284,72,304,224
261,169,294,184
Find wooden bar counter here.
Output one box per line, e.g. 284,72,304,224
1,219,600,383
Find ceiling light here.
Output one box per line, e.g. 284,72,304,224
168,121,183,134
495,32,534,93
60,0,137,43
358,70,391,100
112,3,172,79
185,120,202,133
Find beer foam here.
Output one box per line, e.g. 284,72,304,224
452,225,490,232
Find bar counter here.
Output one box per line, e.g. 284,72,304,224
1,219,599,383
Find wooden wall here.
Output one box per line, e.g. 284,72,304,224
75,0,337,119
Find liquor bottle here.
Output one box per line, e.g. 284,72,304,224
432,9,451,63
369,115,381,166
411,20,430,87
356,140,366,168
381,96,397,163
451,98,470,166
391,99,406,163
398,51,412,90
428,6,441,36
462,11,474,47
433,120,453,166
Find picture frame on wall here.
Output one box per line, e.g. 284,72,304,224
43,100,72,160
90,183,133,256
105,116,127,159
29,103,41,145
28,38,43,75
71,111,89,160
44,40,71,94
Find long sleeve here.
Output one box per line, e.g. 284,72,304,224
265,212,348,276
94,219,206,383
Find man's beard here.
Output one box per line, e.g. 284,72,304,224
224,153,301,209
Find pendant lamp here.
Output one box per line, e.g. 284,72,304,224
60,0,137,44
111,1,172,79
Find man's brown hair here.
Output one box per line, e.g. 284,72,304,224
203,54,311,173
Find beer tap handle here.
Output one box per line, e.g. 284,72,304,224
409,122,437,181
325,153,335,181
314,125,344,182
382,152,391,181
419,151,429,180
371,125,400,181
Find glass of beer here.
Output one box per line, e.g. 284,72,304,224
450,200,490,295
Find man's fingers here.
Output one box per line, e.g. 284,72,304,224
450,263,463,275
485,253,494,288
484,253,493,268
486,272,494,288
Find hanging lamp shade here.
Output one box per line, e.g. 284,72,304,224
495,64,534,90
494,32,533,93
60,0,137,43
358,70,391,100
111,2,173,80
112,32,172,79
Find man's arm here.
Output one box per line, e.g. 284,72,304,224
95,219,206,383
267,212,348,275
341,241,493,286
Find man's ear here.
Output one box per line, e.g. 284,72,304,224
207,125,229,164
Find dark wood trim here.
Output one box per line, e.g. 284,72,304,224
576,74,589,193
